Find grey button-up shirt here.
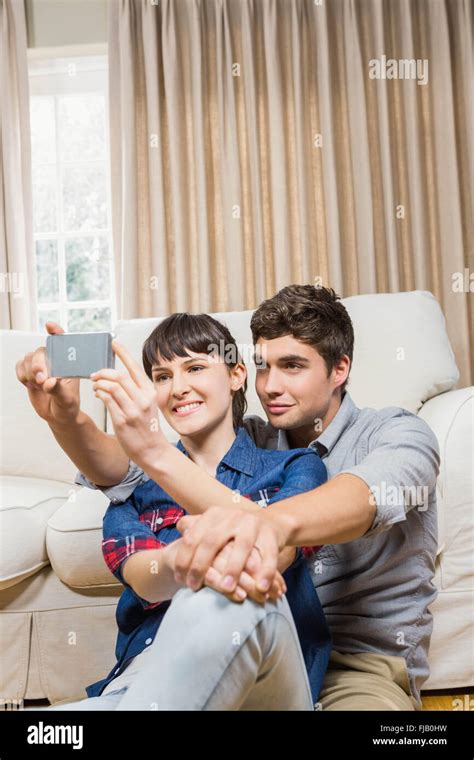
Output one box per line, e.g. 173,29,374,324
75,392,440,705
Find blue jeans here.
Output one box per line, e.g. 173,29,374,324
45,586,316,711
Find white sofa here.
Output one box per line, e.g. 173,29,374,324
1,290,473,705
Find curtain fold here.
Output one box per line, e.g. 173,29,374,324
109,0,472,386
0,0,36,329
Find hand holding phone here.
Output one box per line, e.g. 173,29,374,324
46,332,115,379
16,322,82,426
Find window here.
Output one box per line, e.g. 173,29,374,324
28,54,116,332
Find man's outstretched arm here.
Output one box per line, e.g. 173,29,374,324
174,414,439,594
173,473,375,594
138,439,372,544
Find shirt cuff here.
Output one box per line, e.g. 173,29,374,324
104,536,167,610
74,460,149,504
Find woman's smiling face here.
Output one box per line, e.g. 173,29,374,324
151,350,245,437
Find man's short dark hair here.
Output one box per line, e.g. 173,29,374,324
250,284,354,394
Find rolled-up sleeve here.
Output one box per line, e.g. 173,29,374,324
102,495,165,609
74,459,149,505
338,413,440,537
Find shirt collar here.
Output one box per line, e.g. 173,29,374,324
311,392,358,456
176,426,256,477
277,392,358,458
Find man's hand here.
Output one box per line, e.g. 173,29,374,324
174,506,289,596
15,322,81,426
204,541,287,604
90,340,168,465
277,545,298,573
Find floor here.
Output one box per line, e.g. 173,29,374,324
420,690,474,711
20,690,474,711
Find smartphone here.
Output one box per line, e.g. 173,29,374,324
46,332,115,378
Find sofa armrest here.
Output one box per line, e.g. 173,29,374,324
418,387,473,587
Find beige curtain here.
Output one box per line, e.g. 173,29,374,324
0,0,36,329
109,0,473,387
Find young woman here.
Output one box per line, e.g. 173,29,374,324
47,313,331,711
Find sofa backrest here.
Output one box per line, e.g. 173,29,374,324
0,290,461,476
112,290,460,442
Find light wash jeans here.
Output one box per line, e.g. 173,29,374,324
44,586,314,711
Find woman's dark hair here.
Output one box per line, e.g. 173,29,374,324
250,284,354,394
142,313,248,429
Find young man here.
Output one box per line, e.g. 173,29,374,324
16,285,440,710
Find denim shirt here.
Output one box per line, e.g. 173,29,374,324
86,427,331,704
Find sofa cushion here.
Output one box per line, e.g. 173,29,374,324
418,387,474,589
343,291,459,412
423,587,474,690
47,486,119,588
0,476,81,590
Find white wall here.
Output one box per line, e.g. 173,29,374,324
26,0,107,48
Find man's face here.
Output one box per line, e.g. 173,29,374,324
254,335,345,435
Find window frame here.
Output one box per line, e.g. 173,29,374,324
28,48,116,332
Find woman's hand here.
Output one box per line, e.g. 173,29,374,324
90,340,168,467
15,322,81,426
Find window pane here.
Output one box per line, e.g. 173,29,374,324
67,307,111,332
36,240,59,302
65,236,111,301
30,97,56,165
58,95,106,162
30,58,114,337
38,308,61,331
32,165,58,233
62,164,107,232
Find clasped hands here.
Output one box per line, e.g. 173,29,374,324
170,511,294,605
